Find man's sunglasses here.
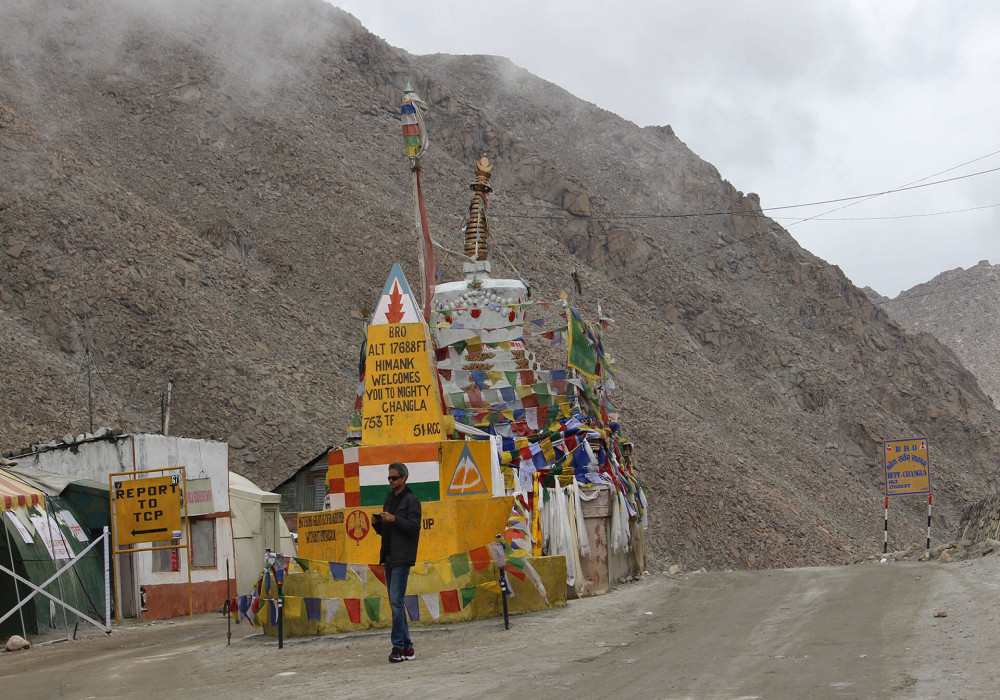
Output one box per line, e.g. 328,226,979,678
388,475,402,482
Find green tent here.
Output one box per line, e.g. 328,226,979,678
1,470,108,639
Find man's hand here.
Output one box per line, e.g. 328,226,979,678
380,512,396,523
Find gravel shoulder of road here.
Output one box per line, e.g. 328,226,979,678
3,560,1000,699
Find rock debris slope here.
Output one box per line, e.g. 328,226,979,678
2,0,998,568
880,260,1000,407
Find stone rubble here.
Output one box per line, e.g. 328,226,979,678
4,635,30,652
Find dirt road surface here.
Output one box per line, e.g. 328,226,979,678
3,558,997,699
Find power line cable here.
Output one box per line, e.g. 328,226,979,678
786,146,1000,227
775,201,1000,222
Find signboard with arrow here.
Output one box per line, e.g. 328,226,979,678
112,474,183,546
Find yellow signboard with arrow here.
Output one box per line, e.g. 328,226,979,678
112,475,183,546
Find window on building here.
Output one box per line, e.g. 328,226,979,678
309,469,327,511
152,539,180,572
276,482,297,512
190,518,217,569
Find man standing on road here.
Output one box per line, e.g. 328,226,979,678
372,462,422,663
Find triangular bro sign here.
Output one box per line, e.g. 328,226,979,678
447,444,487,496
370,263,422,326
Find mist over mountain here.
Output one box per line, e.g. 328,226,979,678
3,0,998,568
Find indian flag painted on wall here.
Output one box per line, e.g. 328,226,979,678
357,443,440,506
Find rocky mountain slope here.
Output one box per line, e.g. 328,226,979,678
3,0,999,569
881,260,1000,406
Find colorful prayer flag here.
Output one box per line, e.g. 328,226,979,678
440,589,461,614
349,563,369,585
363,596,381,622
329,562,348,581
323,598,340,624
460,586,477,609
421,593,441,620
304,597,322,621
469,546,492,572
400,91,425,159
369,564,387,587
449,552,471,579
567,308,598,376
404,595,420,621
344,598,361,624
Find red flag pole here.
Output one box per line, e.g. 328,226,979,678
414,166,436,321
401,84,435,321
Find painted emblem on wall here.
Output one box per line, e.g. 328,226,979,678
446,444,488,497
345,510,370,544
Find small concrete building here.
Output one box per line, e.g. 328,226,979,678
228,471,294,594
11,432,236,620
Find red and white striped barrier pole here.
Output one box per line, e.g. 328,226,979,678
883,496,889,555
927,493,933,556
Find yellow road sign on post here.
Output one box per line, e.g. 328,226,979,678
883,438,931,496
112,475,183,545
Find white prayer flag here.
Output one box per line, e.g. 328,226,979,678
349,564,368,585
323,598,340,624
420,593,440,620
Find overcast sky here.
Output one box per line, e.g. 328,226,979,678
334,1,1000,297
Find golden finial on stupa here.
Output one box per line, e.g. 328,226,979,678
473,154,493,189
463,154,493,261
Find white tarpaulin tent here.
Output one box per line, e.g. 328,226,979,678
229,472,294,594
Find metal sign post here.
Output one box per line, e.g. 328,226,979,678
226,558,231,646
108,466,192,623
927,493,934,558
264,551,284,649
496,533,510,630
883,495,889,555
103,525,111,628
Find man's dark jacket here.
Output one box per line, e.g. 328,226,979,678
372,486,422,567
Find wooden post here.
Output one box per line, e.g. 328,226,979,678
86,354,94,434
162,380,173,436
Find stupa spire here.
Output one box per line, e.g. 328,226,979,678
462,154,493,261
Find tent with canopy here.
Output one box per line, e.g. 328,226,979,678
0,467,108,639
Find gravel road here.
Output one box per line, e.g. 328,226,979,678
3,558,996,699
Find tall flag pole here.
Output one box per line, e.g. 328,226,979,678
400,84,436,321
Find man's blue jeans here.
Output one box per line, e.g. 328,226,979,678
386,565,411,649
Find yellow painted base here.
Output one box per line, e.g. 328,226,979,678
258,555,567,637
297,497,514,564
